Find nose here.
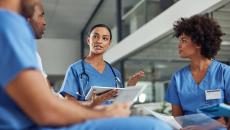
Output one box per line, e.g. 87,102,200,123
43,19,46,27
97,37,103,44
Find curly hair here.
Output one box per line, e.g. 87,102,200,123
173,15,224,59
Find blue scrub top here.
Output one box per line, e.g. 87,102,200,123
0,9,39,129
59,60,122,101
165,60,230,115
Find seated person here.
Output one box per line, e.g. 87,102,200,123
0,0,172,130
60,23,144,106
165,15,230,127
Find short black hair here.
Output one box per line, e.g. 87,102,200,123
88,24,112,40
173,15,224,59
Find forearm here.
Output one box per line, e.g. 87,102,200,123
40,98,106,126
5,70,107,126
172,105,183,117
64,94,93,108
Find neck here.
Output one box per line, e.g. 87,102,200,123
85,54,104,66
0,0,20,13
190,57,211,72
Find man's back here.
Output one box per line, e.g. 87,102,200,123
0,9,38,129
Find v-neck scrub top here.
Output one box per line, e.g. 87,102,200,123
165,60,230,115
59,60,122,101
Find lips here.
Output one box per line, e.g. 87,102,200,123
94,45,103,49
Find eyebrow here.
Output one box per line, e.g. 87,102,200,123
180,36,187,39
93,32,109,37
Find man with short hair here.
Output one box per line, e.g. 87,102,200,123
25,1,47,78
0,0,172,129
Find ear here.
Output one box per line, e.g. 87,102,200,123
87,37,90,46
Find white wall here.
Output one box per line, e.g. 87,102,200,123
104,0,230,63
37,38,81,75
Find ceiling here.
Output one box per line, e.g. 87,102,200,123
42,0,140,40
42,0,100,40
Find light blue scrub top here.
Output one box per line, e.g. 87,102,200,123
59,60,122,101
0,9,39,129
165,60,230,115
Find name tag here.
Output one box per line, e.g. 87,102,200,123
205,89,222,100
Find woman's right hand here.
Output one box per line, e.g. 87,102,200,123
90,89,118,107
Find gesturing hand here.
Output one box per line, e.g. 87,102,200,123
127,71,145,86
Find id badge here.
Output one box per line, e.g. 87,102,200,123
205,89,222,100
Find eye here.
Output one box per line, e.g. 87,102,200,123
180,38,187,44
93,35,98,39
182,39,186,43
103,37,109,41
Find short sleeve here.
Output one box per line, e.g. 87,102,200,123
59,66,81,99
223,65,230,103
165,74,181,105
0,14,38,88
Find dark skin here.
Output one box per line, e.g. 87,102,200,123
173,34,230,129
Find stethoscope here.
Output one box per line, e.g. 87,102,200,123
74,59,123,100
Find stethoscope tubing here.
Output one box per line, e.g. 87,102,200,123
73,59,123,99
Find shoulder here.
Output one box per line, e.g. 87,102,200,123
104,62,121,76
112,67,120,73
71,59,83,68
0,10,34,47
172,65,190,78
213,60,230,68
212,60,230,74
66,59,83,72
111,66,121,75
0,9,28,31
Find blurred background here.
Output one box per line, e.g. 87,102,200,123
38,0,230,112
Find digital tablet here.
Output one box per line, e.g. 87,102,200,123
85,86,146,105
198,103,230,117
85,86,123,100
113,86,146,104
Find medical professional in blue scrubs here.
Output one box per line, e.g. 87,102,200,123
165,15,230,125
60,24,145,106
0,0,172,129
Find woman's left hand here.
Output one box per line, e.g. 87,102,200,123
127,71,145,86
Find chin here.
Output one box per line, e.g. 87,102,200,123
93,51,104,55
179,55,186,58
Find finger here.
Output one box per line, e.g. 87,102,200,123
92,90,97,100
123,102,132,109
99,90,118,100
136,71,145,77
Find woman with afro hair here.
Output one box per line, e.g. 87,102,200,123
165,15,230,126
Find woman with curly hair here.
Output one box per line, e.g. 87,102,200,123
165,15,230,125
